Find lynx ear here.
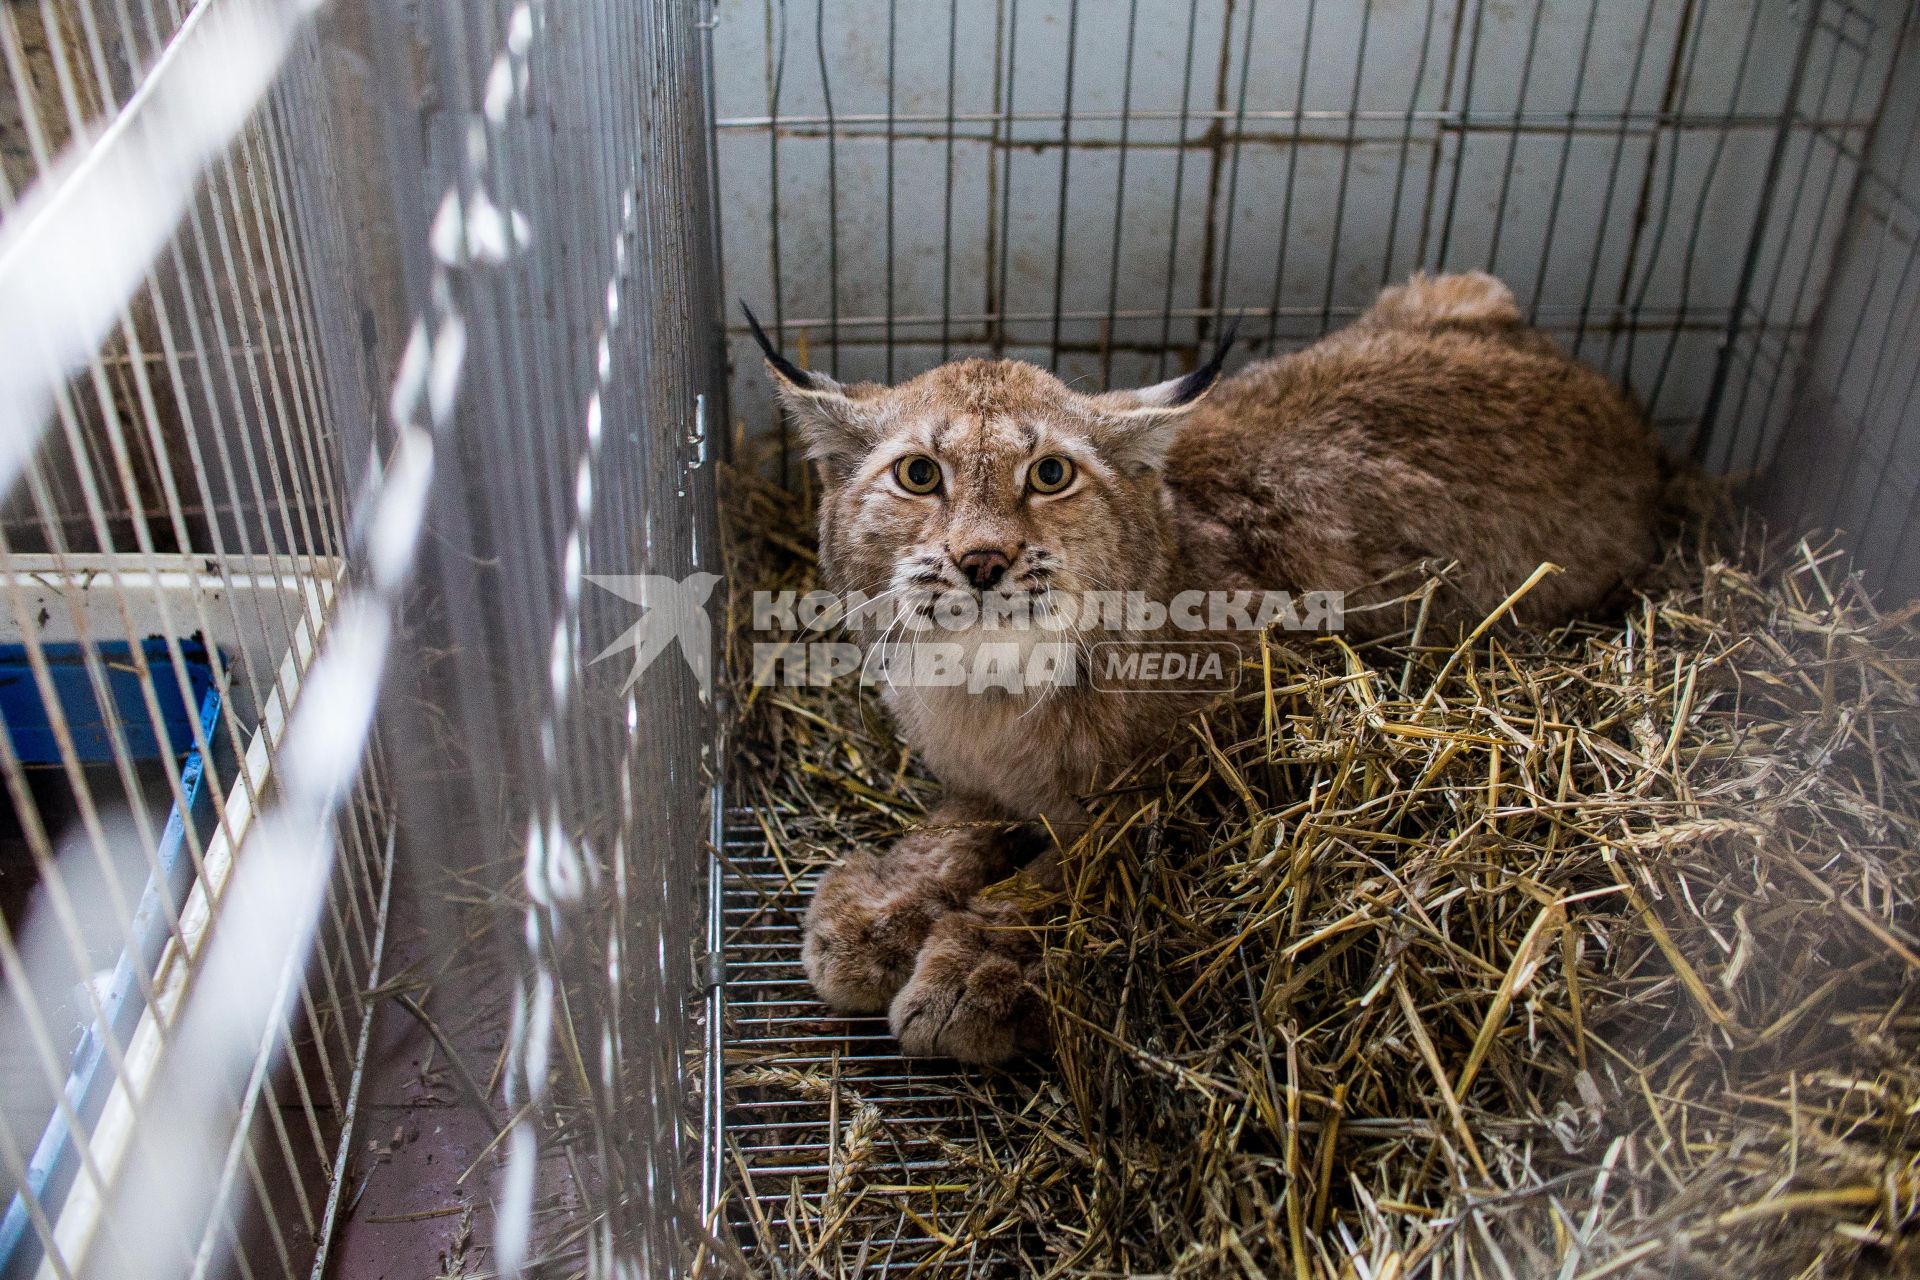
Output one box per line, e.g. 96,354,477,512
1092,318,1238,471
742,302,876,474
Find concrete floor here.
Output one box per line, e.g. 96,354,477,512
322,859,515,1280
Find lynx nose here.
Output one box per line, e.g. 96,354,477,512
954,546,1013,590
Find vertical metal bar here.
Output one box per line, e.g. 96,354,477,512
699,782,727,1233
813,0,840,374
2,45,244,939
0,1110,73,1280
884,0,896,382
271,37,375,498
1570,0,1662,355
1845,246,1920,556
1045,0,1079,372
45,0,262,848
1317,0,1370,335
137,248,288,772
1483,0,1546,274
991,0,1020,357
0,714,145,1276
1691,1,1824,462
1262,0,1318,348
1380,0,1440,289
1792,109,1920,533
1527,0,1602,321
170,192,312,714
0,0,391,1273
245,96,352,559
700,0,731,449
0,508,176,1005
939,0,959,362
200,145,325,578
1811,242,1920,535
1207,0,1257,340
1099,0,1140,386
1635,0,1769,418
1152,0,1202,380
765,0,789,480
227,118,335,570
303,827,393,1280
1734,11,1888,476
0,25,185,924
1433,0,1486,269
34,0,93,141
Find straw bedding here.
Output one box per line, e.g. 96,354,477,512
719,470,1920,1279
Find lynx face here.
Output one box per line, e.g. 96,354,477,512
747,314,1229,647
794,363,1172,637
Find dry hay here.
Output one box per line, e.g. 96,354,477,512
719,469,1920,1279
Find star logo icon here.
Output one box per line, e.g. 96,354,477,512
584,571,723,696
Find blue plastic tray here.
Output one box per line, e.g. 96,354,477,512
0,638,226,1279
0,639,217,765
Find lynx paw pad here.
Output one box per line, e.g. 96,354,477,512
888,910,1048,1065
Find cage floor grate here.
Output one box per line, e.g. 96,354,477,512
713,814,1047,1275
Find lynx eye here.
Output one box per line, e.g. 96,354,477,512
1028,454,1075,495
893,453,942,495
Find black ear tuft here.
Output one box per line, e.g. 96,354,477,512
741,301,818,389
1167,315,1240,406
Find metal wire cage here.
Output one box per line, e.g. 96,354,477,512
702,0,1920,1270
712,0,1920,598
0,2,389,1277
1,0,1918,1278
0,0,723,1277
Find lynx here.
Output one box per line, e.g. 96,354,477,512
750,272,1659,1064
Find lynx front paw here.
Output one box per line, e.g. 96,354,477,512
888,909,1048,1065
802,852,958,1012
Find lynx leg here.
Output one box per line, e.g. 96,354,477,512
888,851,1059,1065
801,797,1036,1013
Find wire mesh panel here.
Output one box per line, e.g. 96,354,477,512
3,0,1915,1273
344,0,729,1274
0,1,397,1277
701,0,1920,1269
1754,23,1920,602
3,0,727,1272
709,0,1908,508
712,814,1051,1275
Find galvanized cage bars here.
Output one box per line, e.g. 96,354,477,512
709,0,1917,596
1753,19,1920,601
354,0,728,1273
700,0,1920,1268
0,1,393,1277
